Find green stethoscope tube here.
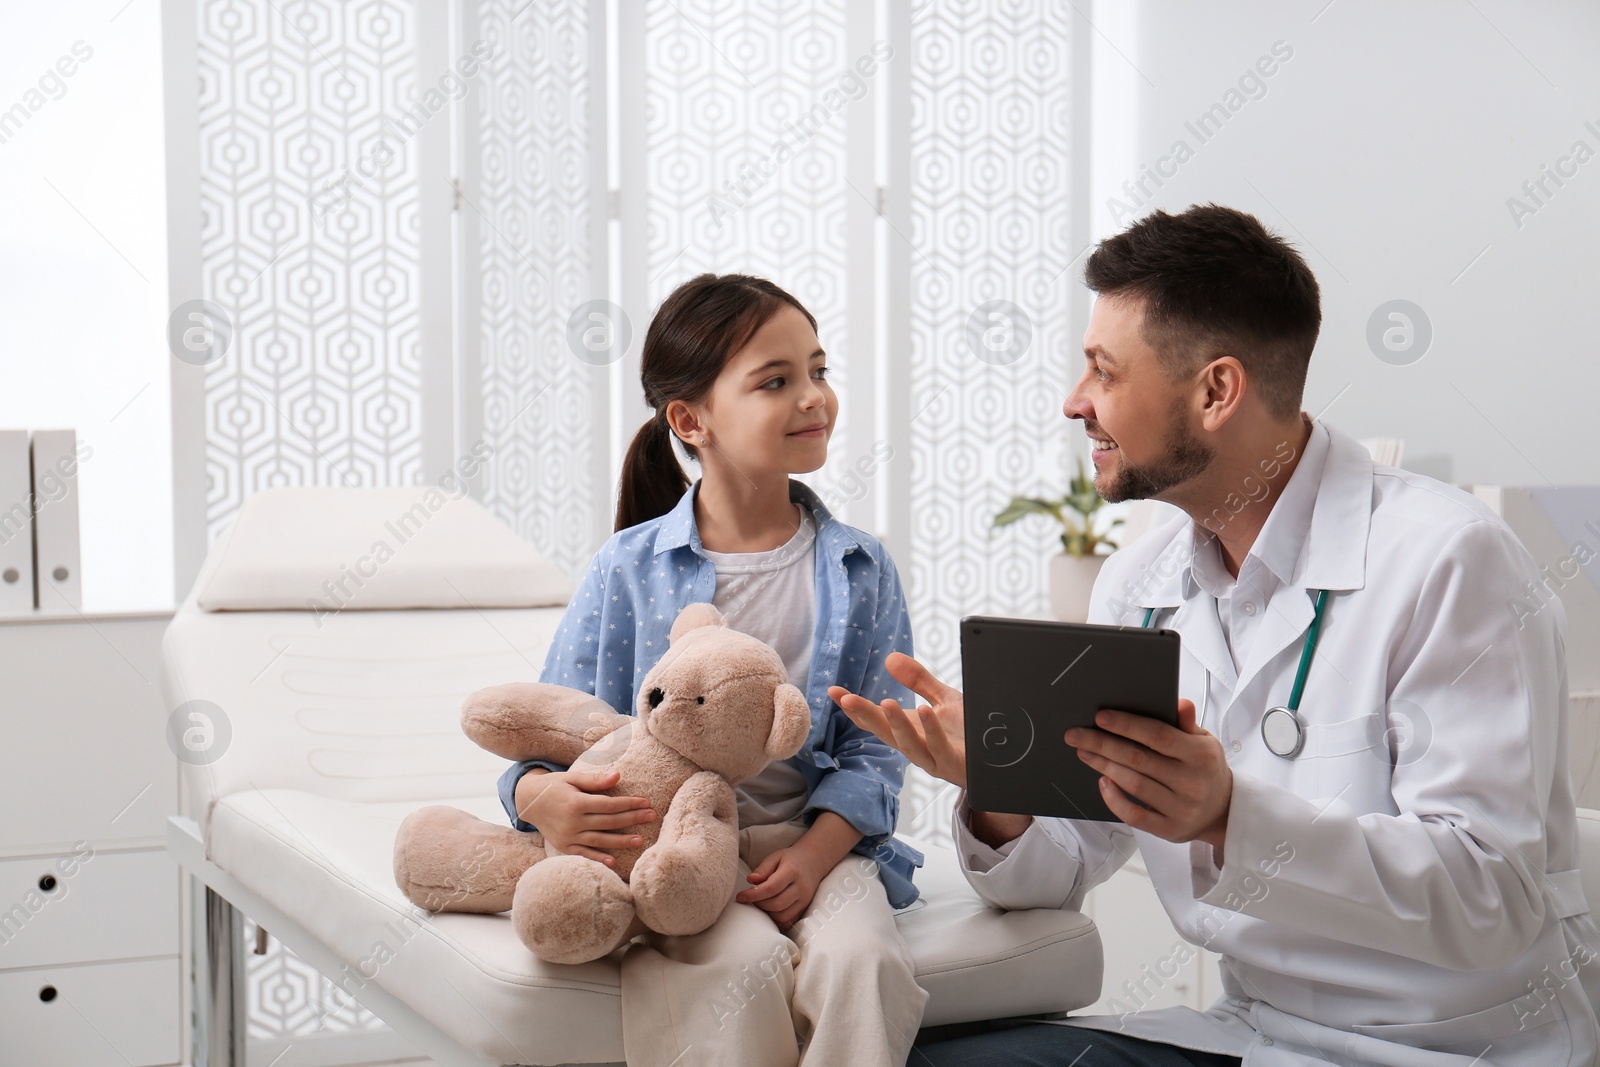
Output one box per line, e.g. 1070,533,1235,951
1142,589,1330,758
1287,588,1329,713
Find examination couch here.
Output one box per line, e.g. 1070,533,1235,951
162,487,1104,1066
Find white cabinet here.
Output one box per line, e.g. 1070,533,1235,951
0,851,179,971
0,959,181,1065
0,612,178,1066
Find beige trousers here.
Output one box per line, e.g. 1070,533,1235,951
620,820,929,1067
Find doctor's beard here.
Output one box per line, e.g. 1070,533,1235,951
1096,409,1215,504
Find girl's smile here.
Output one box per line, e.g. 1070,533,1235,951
681,303,838,479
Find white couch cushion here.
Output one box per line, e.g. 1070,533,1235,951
195,487,572,612
207,789,1102,1065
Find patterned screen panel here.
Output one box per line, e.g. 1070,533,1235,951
194,0,430,1035
638,0,864,508
186,1,1081,1020
475,0,604,577
633,1,1078,844
196,0,432,542
906,3,1077,687
245,921,382,1039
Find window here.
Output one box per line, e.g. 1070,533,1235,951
0,1,171,612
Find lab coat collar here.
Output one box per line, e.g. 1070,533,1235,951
1290,420,1372,594
651,478,875,564
1131,417,1373,611
1246,414,1330,589
1125,419,1375,703
1173,595,1240,696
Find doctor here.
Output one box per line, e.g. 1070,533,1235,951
832,204,1600,1066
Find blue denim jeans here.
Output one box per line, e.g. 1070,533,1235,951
914,1022,1242,1067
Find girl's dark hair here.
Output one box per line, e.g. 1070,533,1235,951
615,273,818,532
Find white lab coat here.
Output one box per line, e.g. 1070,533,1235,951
954,419,1600,1066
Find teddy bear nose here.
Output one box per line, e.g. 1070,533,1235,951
648,687,665,709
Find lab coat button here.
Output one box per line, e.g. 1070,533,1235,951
1242,601,1257,616
1230,740,1242,752
1262,1038,1274,1047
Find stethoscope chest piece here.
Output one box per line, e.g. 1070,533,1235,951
1261,705,1306,759
1143,587,1329,763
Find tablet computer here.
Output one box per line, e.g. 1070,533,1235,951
960,615,1181,822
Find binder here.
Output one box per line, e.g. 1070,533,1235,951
31,429,83,612
0,430,32,612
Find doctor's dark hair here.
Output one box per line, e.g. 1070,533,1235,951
1083,203,1320,421
615,273,818,533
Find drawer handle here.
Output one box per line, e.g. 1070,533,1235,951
39,985,57,1003
38,874,58,893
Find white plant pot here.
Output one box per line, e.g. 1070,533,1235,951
1049,553,1106,623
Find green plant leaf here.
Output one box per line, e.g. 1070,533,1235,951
993,496,1065,529
993,456,1125,555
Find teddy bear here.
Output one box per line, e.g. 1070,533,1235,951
392,602,812,964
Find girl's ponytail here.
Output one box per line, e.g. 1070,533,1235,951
612,273,817,534
615,411,688,532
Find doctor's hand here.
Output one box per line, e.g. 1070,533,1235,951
1067,699,1233,852
829,652,967,789
515,768,656,866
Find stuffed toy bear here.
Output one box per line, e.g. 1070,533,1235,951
393,602,812,964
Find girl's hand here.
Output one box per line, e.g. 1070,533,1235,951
518,768,656,866
829,651,968,788
737,812,862,930
736,845,828,931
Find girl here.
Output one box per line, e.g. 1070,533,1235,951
496,274,929,1066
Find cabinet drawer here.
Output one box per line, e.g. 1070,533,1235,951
0,615,174,850
0,957,179,1066
0,849,178,969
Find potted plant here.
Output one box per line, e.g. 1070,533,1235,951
993,458,1123,622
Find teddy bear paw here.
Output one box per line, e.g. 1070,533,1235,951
512,855,637,965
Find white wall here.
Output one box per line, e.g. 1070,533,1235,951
1094,0,1600,487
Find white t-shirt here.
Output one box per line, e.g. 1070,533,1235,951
701,503,816,827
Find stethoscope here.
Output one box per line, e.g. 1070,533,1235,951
1142,588,1329,759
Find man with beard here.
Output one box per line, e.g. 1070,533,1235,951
833,205,1599,1066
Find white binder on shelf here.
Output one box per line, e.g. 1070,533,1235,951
31,429,83,612
0,430,33,612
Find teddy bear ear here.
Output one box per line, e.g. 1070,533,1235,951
669,602,727,643
766,683,812,761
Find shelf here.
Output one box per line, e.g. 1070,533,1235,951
0,608,174,626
